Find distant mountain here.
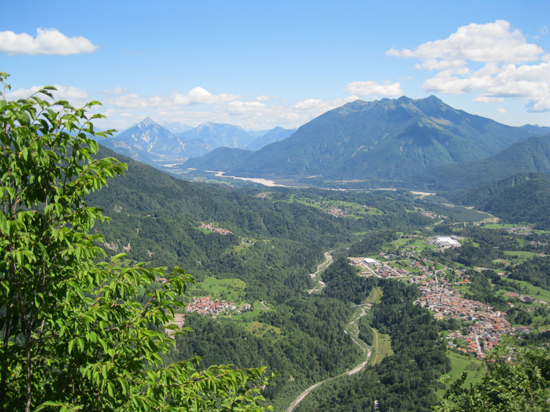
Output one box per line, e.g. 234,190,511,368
247,126,296,151
520,124,550,136
248,129,270,138
102,117,211,163
184,147,253,171
413,134,550,192
448,172,550,229
179,122,256,149
161,121,193,134
225,96,536,180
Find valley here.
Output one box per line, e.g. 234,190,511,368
85,143,550,410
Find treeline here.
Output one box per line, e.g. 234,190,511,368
297,280,450,412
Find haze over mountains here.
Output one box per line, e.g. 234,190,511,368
102,118,296,166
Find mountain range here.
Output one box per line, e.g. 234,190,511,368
102,118,295,166
191,96,548,181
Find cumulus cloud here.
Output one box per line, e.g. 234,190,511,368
497,108,508,113
388,20,550,112
344,80,403,97
387,20,543,64
0,28,98,55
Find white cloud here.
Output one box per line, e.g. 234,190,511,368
0,28,98,55
497,108,508,113
542,26,548,35
255,95,278,102
101,87,128,95
389,20,550,112
423,62,550,111
344,80,403,97
294,99,324,110
227,101,266,114
172,87,240,105
387,20,543,64
7,85,89,102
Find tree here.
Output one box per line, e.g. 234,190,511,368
0,73,272,412
435,338,550,412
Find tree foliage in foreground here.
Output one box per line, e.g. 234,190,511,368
0,73,272,412
435,339,550,412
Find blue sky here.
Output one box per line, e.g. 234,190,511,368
1,0,549,131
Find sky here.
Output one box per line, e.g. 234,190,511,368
1,0,549,132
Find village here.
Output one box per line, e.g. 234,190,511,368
199,222,233,235
323,206,346,218
186,296,251,316
415,279,533,357
346,232,536,359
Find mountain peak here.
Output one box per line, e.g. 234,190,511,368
139,117,158,127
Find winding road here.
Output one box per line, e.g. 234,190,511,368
287,282,374,412
307,251,333,294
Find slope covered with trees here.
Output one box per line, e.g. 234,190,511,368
220,96,534,180
413,134,550,192
448,172,550,228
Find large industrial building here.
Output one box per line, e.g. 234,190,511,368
433,236,461,247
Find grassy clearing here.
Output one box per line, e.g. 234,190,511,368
483,223,516,229
189,277,247,303
503,250,539,259
436,351,485,396
371,329,393,365
367,287,383,304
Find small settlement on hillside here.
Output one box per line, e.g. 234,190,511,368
186,296,251,316
199,223,233,235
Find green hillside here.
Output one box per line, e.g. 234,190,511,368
449,172,550,229
413,134,550,191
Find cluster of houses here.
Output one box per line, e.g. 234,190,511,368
507,226,531,234
186,296,251,316
323,206,345,217
415,281,529,358
255,192,269,199
199,223,232,235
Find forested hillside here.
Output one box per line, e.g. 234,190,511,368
413,134,550,192
448,172,550,228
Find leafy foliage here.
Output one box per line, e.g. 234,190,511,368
435,339,550,412
0,74,271,412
